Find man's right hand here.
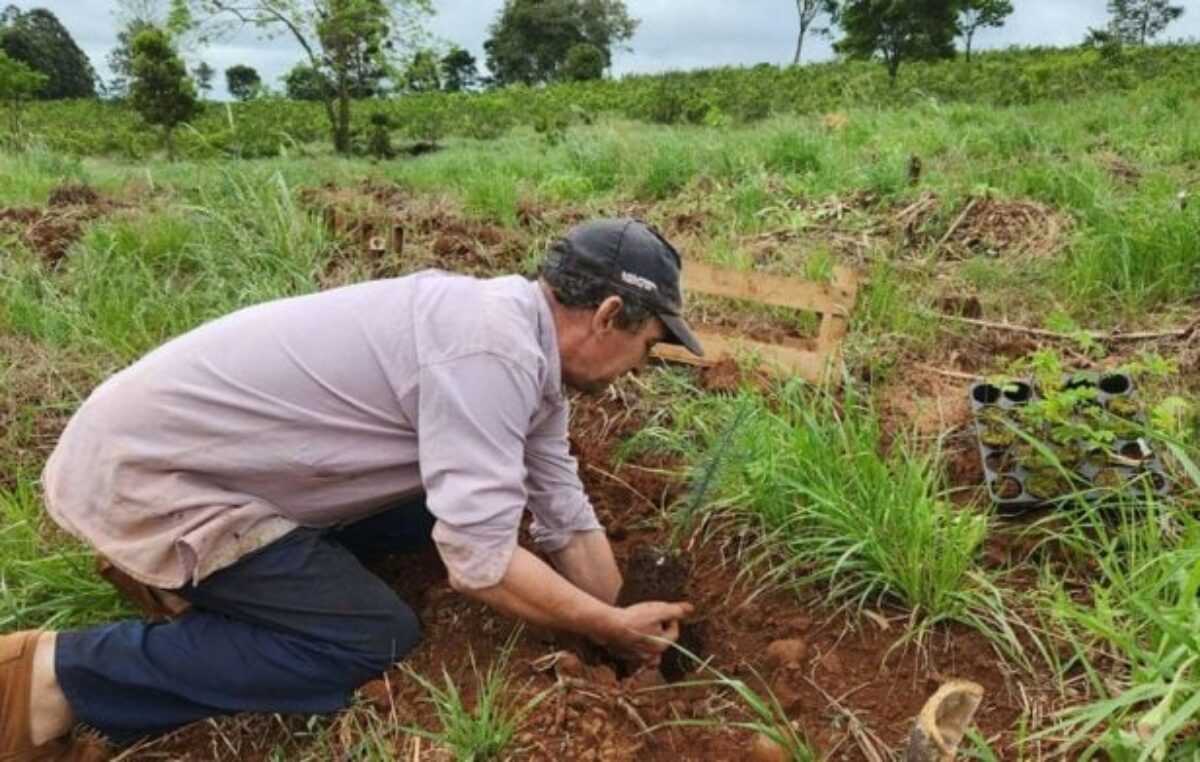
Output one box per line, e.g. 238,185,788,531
458,547,694,665
603,601,694,663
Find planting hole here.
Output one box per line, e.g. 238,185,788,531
618,547,704,682
1099,374,1132,395
971,383,1002,405
1002,382,1032,404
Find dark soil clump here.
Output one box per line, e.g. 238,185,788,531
48,182,100,207
618,545,704,681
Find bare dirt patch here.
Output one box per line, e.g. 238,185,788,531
0,183,116,265
930,195,1073,260
890,190,1074,261
300,182,535,283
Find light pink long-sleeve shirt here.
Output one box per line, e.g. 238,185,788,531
42,271,601,590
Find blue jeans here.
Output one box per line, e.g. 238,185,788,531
55,498,435,744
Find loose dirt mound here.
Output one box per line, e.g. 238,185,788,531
300,182,533,283
48,182,101,208
0,183,113,265
1095,150,1142,187
934,195,1073,260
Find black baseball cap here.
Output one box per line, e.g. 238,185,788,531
545,218,704,357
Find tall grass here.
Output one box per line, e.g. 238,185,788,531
1030,440,1200,760
2,167,327,360
401,633,552,761
0,474,129,630
629,376,996,629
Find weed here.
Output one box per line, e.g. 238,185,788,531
0,474,130,630
401,632,552,761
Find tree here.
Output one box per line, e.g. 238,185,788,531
0,7,96,98
440,46,477,92
792,0,839,65
957,0,1011,60
107,19,155,98
108,0,195,98
284,62,333,100
1107,0,1184,45
225,64,261,100
129,27,200,158
402,49,439,92
0,50,46,147
562,42,605,81
835,0,958,82
192,61,215,96
187,0,433,155
484,0,637,86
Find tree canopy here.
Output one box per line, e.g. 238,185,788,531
958,0,1013,60
793,0,839,65
192,61,215,96
1107,0,1185,45
225,64,261,100
0,49,45,146
835,0,958,81
402,49,440,92
484,0,637,86
0,6,96,99
187,0,432,154
129,26,200,157
284,62,333,100
440,46,477,92
562,42,605,81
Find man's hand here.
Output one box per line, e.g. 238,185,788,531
454,547,692,664
602,601,694,662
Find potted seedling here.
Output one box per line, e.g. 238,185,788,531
1025,469,1071,501
975,350,1177,509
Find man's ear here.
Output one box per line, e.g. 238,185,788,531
591,295,624,334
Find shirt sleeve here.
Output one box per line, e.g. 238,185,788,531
418,353,537,590
524,397,602,553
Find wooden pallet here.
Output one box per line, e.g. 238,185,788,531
652,262,858,383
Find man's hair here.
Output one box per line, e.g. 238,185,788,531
539,259,654,331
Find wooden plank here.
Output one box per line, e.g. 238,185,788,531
653,330,838,383
683,262,857,316
816,267,859,352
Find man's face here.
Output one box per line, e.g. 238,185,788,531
562,297,668,394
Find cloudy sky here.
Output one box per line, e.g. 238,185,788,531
14,0,1200,99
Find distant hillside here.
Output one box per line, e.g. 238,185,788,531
23,43,1200,159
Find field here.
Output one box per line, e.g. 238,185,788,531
2,47,1200,760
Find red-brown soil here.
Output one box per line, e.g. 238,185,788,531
104,380,1046,761
60,186,1085,759
0,183,116,265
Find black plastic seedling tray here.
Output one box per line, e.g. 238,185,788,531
968,373,1169,514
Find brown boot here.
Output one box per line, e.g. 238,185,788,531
94,557,190,622
1,630,68,762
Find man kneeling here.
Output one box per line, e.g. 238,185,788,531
0,219,701,758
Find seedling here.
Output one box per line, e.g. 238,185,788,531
619,400,753,681
970,351,1173,511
